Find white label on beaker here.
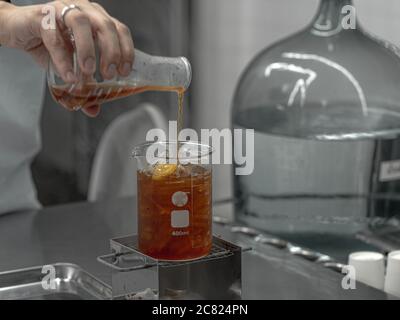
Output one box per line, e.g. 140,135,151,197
171,210,189,228
380,160,400,182
171,191,188,207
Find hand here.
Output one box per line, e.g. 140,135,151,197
0,0,134,117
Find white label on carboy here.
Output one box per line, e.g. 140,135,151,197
380,160,400,182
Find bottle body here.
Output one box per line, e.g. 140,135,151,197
48,49,191,110
232,0,400,241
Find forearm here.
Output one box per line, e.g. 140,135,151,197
0,1,14,46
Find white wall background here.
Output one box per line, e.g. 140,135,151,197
191,0,400,204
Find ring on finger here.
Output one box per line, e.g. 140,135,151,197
61,4,82,26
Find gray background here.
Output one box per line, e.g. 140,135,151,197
32,0,400,207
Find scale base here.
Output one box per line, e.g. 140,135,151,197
98,235,243,300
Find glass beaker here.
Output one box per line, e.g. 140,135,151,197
132,141,213,261
48,49,191,110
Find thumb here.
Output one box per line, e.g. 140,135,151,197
28,44,50,69
81,105,101,118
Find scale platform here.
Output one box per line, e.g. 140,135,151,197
98,235,246,300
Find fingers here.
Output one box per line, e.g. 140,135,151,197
92,15,121,79
49,1,134,81
112,18,135,77
56,3,96,76
42,1,134,116
90,3,134,77
40,27,76,82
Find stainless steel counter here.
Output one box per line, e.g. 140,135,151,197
0,198,392,299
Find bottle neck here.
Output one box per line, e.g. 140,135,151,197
128,50,191,91
312,0,355,36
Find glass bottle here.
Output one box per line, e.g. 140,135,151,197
232,0,400,241
48,49,191,111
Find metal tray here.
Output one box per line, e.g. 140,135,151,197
0,263,111,300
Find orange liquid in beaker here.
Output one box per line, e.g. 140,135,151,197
137,164,212,261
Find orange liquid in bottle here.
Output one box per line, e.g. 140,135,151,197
49,82,185,110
